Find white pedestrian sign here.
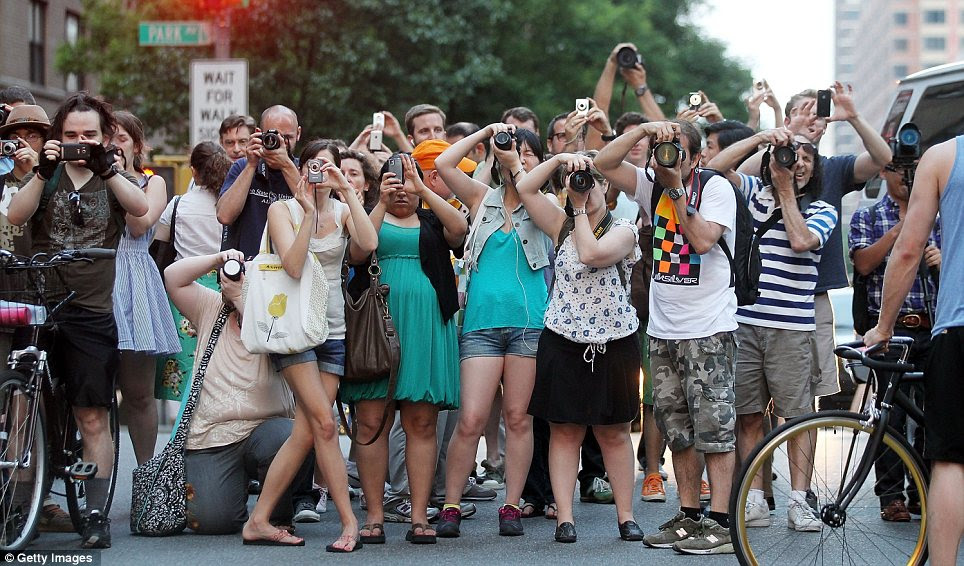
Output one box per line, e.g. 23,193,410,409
190,59,248,149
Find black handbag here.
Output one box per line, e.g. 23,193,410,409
149,195,181,283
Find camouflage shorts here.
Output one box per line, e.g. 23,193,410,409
649,331,736,453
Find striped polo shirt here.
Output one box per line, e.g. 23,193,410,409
736,174,838,331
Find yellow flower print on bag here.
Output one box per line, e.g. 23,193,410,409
259,293,290,341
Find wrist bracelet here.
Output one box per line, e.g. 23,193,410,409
572,207,587,216
511,168,524,180
100,166,118,181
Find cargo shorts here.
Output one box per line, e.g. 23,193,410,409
649,331,736,453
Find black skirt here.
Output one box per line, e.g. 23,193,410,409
528,329,641,426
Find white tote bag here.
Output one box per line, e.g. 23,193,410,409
241,199,329,354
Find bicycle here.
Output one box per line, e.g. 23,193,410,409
729,336,928,565
0,248,120,551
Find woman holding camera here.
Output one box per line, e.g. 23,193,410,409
340,153,466,545
240,140,377,552
339,148,380,211
516,152,644,543
434,123,550,538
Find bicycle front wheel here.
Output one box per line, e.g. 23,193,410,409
0,373,46,551
730,410,928,566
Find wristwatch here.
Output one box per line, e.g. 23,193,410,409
634,84,649,97
572,207,587,216
667,187,686,201
601,130,618,142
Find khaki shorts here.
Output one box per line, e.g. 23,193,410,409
812,292,841,397
735,324,818,419
650,332,736,454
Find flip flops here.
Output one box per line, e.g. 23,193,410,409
242,529,305,546
520,501,545,518
359,523,386,544
405,523,437,544
545,502,558,520
325,534,363,553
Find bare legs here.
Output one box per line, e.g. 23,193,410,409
117,350,158,466
926,461,964,565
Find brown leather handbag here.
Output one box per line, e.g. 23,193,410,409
337,253,400,446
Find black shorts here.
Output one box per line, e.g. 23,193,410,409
924,327,964,463
14,306,118,408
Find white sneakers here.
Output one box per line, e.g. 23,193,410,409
743,490,821,532
787,499,822,532
744,499,771,527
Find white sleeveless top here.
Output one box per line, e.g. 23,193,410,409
307,199,349,340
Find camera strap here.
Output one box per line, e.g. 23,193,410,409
549,210,625,297
37,163,65,213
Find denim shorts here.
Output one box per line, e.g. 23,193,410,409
269,339,346,376
459,327,542,361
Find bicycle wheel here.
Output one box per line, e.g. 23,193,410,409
0,373,46,551
65,395,119,532
730,410,928,566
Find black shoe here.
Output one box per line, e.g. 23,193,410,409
81,510,111,549
554,521,576,543
618,520,644,541
436,507,461,538
498,505,524,536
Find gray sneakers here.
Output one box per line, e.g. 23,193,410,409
672,517,734,555
643,511,702,548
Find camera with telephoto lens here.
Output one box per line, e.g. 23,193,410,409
222,258,244,281
261,129,283,151
653,139,685,168
493,131,514,151
0,140,18,157
616,46,643,68
890,122,921,168
772,144,798,168
306,158,325,183
60,143,91,161
568,170,595,193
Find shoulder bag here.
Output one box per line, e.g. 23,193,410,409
149,195,181,283
130,305,230,535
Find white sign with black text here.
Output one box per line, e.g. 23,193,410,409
190,59,248,149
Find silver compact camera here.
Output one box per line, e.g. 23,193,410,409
306,159,325,183
0,140,18,157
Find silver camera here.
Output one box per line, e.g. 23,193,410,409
688,92,703,111
0,140,18,157
575,98,590,116
306,159,325,183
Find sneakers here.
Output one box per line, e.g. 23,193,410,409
436,506,462,538
462,478,497,501
580,476,614,504
383,497,440,523
881,500,911,522
672,517,734,555
787,498,822,532
498,505,524,536
643,511,702,548
81,510,111,549
315,487,328,514
478,459,506,490
640,473,666,502
429,498,477,519
293,499,321,523
38,503,75,533
744,499,771,527
699,480,711,502
805,488,819,513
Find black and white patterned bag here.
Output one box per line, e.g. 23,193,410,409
130,305,230,536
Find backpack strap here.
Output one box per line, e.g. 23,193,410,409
37,163,65,212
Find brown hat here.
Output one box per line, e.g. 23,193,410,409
0,105,50,138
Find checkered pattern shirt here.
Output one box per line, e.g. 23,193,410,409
848,194,941,316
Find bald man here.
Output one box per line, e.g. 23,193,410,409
216,105,303,256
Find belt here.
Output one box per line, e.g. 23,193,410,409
895,313,931,330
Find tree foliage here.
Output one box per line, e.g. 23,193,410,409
58,0,752,151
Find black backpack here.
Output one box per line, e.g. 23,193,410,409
650,169,791,306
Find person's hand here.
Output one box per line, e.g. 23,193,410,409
261,133,292,170
559,153,594,208
82,141,114,178
769,148,796,198
924,244,941,270
218,248,245,267
379,170,403,206
382,111,404,139
13,139,38,169
787,99,817,137
608,42,637,64
675,108,700,123
697,92,724,123
747,89,765,113
489,123,522,170
350,124,373,151
863,325,892,348
244,129,264,167
293,174,315,215
757,128,793,147
36,139,60,180
562,110,588,144
400,154,427,197
585,101,612,135
764,85,781,109
828,81,858,123
324,161,356,201
643,121,681,144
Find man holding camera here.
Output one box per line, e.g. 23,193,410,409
595,120,737,555
8,93,149,549
0,105,50,252
216,105,302,258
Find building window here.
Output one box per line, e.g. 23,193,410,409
842,10,859,20
923,9,945,23
924,36,946,50
894,38,908,51
894,64,909,78
29,1,46,85
894,12,908,25
65,12,83,91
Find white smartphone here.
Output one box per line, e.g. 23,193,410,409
372,112,385,130
369,129,383,151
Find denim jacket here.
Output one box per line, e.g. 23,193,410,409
465,186,550,272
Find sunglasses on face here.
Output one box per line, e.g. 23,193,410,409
68,191,84,227
792,142,817,155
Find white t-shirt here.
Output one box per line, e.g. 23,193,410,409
633,167,737,340
158,183,222,260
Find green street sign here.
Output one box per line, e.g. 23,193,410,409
139,21,213,46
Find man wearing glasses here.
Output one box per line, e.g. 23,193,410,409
7,93,148,549
216,105,302,257
0,104,50,254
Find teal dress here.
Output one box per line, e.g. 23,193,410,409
340,222,460,409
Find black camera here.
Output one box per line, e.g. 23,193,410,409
262,129,283,151
493,131,514,151
61,143,91,161
306,158,325,183
890,122,921,167
616,46,643,69
0,140,18,157
222,258,244,281
772,145,798,168
653,140,685,168
568,170,595,193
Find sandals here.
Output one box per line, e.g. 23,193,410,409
325,534,363,553
359,523,386,544
545,502,558,520
405,523,437,544
242,528,305,546
520,500,545,518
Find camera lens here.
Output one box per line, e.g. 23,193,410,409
493,131,513,151
307,159,321,173
0,141,16,156
222,258,244,282
773,145,798,168
689,93,703,107
568,170,595,193
616,46,640,68
653,142,682,168
898,127,920,147
262,130,282,151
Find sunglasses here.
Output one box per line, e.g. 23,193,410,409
792,142,817,155
68,191,84,227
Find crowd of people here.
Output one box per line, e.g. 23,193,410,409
0,39,962,563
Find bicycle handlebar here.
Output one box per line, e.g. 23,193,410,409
0,248,116,267
833,337,916,374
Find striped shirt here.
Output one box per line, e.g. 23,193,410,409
736,174,838,331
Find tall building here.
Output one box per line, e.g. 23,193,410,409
0,1,88,114
834,0,961,154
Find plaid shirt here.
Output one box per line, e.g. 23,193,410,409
848,194,941,315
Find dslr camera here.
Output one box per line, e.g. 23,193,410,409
653,139,686,168
616,46,643,69
0,140,18,157
261,129,283,151
306,158,325,183
493,131,515,151
890,122,921,168
222,258,245,282
568,170,595,193
61,143,91,161
772,144,798,168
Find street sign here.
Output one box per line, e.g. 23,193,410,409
190,59,248,149
139,21,212,46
